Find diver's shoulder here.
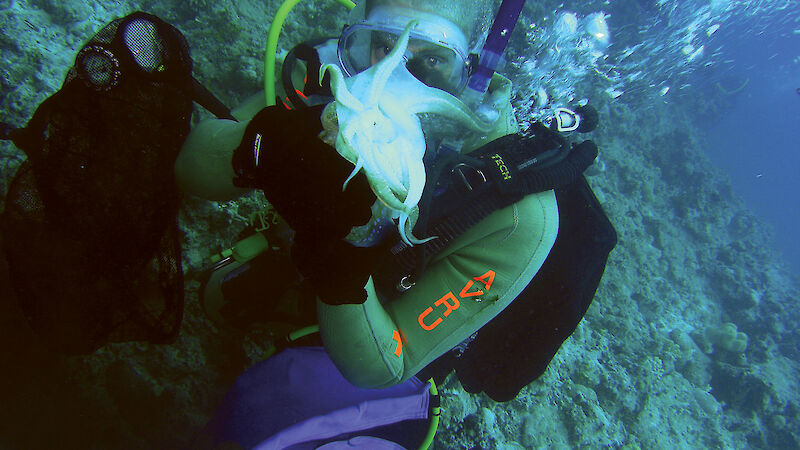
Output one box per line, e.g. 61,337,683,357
454,189,558,249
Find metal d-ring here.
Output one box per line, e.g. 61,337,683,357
397,275,416,292
451,163,487,192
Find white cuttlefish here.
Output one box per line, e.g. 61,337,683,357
319,21,491,246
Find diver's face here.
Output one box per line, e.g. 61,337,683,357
370,31,459,93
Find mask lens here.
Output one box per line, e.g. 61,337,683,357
339,25,467,94
404,41,461,94
339,26,375,75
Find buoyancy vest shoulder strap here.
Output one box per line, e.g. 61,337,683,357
191,76,236,120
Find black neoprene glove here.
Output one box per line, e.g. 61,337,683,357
232,105,375,240
231,105,382,305
291,233,393,305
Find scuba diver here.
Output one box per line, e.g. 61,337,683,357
177,0,615,401
1,0,615,447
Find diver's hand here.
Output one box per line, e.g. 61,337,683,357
232,105,375,240
292,232,391,305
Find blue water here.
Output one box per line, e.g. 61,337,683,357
519,0,800,270
702,13,800,271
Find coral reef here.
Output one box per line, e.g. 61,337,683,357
707,322,749,353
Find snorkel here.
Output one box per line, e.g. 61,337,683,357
461,0,527,111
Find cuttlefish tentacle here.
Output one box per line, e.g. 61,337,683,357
367,172,406,211
342,159,364,190
321,63,363,111
339,123,364,189
407,92,493,133
367,20,419,105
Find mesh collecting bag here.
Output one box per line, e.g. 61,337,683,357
1,12,194,353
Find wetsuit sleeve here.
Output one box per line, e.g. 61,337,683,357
175,92,268,201
317,190,559,388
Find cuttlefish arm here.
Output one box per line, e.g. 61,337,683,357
408,92,494,133
367,20,419,105
339,120,366,189
397,160,433,242
321,63,363,112
319,20,480,246
366,171,407,211
386,73,494,134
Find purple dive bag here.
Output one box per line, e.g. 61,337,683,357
203,347,432,449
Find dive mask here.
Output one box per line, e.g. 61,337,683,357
338,5,471,95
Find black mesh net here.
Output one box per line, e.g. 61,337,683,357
4,163,184,352
93,17,124,45
64,18,123,86
1,12,193,353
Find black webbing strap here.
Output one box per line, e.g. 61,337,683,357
191,76,236,121
3,77,236,154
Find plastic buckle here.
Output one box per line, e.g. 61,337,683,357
555,107,580,132
451,163,487,192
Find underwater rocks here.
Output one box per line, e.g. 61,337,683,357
707,322,748,353
29,0,91,25
711,362,769,413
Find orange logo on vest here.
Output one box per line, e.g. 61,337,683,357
392,330,403,356
417,270,496,331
